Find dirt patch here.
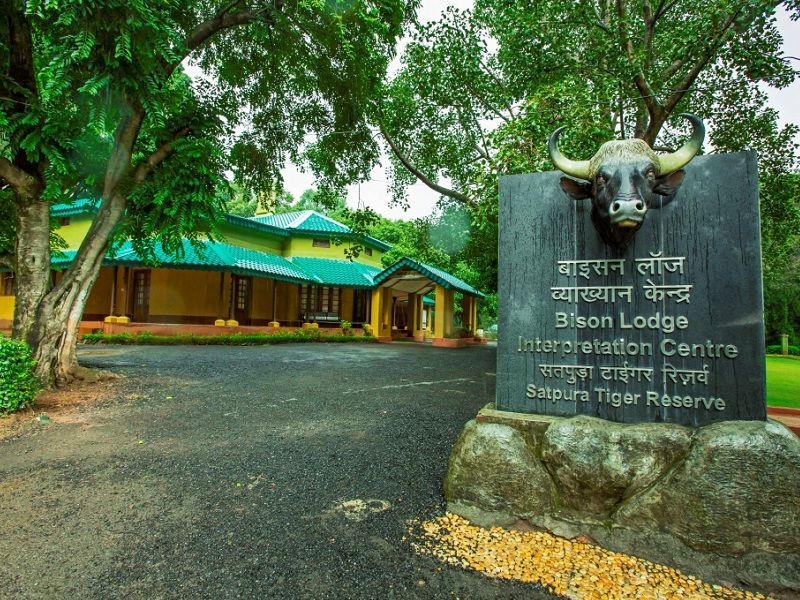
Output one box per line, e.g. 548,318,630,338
0,368,121,439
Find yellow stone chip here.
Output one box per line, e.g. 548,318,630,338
408,513,771,600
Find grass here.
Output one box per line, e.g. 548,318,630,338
766,356,800,409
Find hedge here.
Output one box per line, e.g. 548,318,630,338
0,335,41,416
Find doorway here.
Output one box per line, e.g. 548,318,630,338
233,275,252,325
132,269,151,322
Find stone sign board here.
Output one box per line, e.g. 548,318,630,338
496,152,766,426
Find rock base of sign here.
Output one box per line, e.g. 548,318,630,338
444,404,800,596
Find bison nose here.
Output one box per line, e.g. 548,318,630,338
610,199,646,216
609,198,647,226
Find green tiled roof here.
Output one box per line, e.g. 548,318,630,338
290,257,381,288
250,211,306,229
51,198,99,218
51,241,390,288
53,239,313,285
373,257,485,298
251,211,349,234
252,211,391,251
50,201,391,250
224,214,289,237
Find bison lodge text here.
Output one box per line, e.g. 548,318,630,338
516,253,741,414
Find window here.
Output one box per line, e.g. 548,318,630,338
352,289,370,324
236,276,249,310
312,239,330,248
59,217,71,226
1,273,14,296
364,247,373,256
299,285,340,321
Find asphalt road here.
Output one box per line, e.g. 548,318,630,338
0,343,561,599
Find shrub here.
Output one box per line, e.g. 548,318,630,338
766,344,800,356
340,320,352,334
82,330,379,346
0,335,42,416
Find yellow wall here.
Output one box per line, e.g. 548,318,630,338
84,267,115,317
275,281,300,322
58,212,388,266
340,288,354,322
57,215,94,249
251,277,275,321
0,296,13,322
147,269,222,318
78,267,305,324
284,237,383,267
218,223,283,254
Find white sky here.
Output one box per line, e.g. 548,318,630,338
279,2,800,221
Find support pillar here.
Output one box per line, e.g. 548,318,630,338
461,295,472,333
443,287,454,337
105,266,119,323
381,287,393,340
471,296,478,336
370,287,382,336
409,293,424,341
407,293,417,338
369,287,392,341
215,272,226,326
434,284,446,340
268,279,279,327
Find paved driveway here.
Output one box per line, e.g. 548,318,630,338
0,343,560,599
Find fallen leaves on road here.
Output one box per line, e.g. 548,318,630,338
410,513,770,599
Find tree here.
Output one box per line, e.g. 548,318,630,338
222,185,294,217
379,0,800,330
383,1,797,200
281,187,348,216
0,0,417,384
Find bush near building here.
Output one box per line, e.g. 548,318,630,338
0,336,41,415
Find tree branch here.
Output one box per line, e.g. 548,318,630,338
472,54,517,120
653,0,680,21
660,57,685,81
218,0,246,16
591,2,612,33
0,157,30,190
166,6,273,77
473,142,491,163
133,127,190,183
642,0,655,61
616,0,660,127
440,22,516,121
380,126,474,207
102,103,146,198
472,115,493,162
462,81,510,124
0,156,43,201
661,7,743,118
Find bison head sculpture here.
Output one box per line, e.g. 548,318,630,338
548,114,705,248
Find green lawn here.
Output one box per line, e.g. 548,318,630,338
766,356,800,409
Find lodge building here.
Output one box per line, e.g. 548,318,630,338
0,200,484,346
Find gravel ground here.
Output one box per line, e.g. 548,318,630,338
0,343,562,599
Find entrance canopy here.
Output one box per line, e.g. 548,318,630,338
372,257,485,298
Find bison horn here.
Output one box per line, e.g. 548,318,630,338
657,113,705,175
548,126,591,181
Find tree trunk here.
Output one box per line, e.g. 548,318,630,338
11,176,128,385
12,193,51,343
24,229,111,385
